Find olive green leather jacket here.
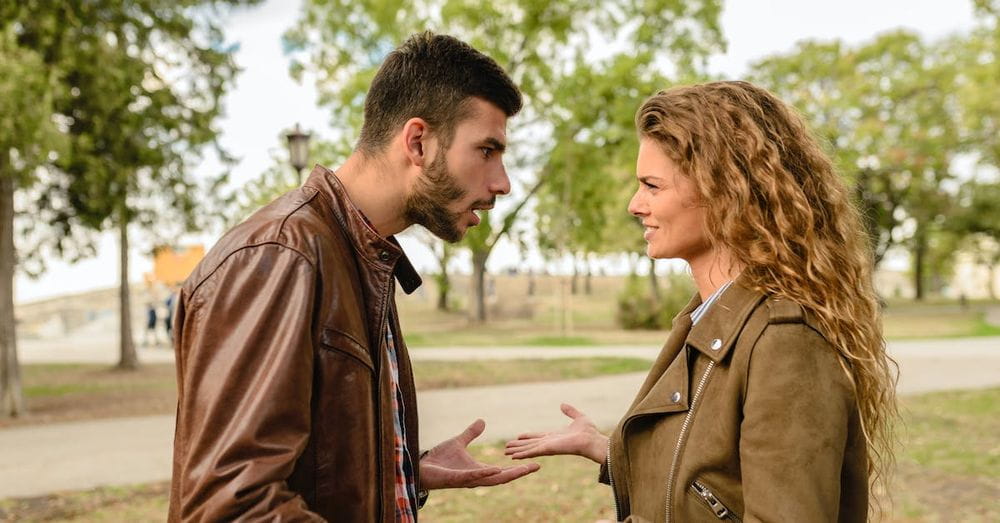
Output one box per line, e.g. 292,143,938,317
601,279,868,522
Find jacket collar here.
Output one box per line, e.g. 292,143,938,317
303,164,422,294
685,273,766,363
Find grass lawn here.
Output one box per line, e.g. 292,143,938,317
2,388,997,521
0,358,650,428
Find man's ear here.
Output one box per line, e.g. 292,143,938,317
401,117,433,168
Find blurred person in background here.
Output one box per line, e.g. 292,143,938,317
506,81,897,522
169,32,538,522
142,302,160,347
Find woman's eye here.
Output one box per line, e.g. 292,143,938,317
642,181,657,189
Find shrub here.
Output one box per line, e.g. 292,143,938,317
616,272,696,330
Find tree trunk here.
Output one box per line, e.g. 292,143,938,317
118,210,139,369
988,259,998,301
435,274,450,311
434,243,452,311
571,257,579,295
584,259,593,295
471,249,488,323
648,258,661,302
0,172,24,418
913,231,927,301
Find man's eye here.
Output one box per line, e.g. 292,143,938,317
481,147,493,159
642,181,657,189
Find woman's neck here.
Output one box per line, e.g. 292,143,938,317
688,248,742,301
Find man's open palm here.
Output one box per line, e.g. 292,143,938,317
420,419,540,489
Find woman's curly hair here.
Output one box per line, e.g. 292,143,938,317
636,80,898,514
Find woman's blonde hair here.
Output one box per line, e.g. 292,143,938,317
636,81,898,511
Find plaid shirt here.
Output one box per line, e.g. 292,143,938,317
385,311,418,521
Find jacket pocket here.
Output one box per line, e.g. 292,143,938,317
320,327,374,372
689,480,741,522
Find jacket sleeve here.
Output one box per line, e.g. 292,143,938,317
738,322,854,523
172,244,324,521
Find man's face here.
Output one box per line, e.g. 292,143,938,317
404,98,511,242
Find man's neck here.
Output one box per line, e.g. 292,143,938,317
335,152,410,237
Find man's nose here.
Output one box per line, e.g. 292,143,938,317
491,165,511,195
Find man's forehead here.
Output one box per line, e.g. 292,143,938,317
456,99,508,141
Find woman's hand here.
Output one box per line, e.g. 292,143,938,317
504,403,609,464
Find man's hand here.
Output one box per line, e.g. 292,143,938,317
504,403,608,464
420,419,540,490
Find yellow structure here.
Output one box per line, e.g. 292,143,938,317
150,245,205,286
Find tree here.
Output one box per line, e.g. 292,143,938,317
284,0,725,322
952,180,1000,298
750,31,962,299
2,0,259,402
0,24,67,417
224,134,348,227
533,54,697,301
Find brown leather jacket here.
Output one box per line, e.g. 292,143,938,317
168,165,423,522
602,278,868,522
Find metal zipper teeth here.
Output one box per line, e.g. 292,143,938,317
607,438,621,521
373,292,390,523
691,481,740,522
664,360,716,523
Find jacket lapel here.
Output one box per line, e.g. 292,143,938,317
624,294,700,418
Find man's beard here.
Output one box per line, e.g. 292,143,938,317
404,149,484,243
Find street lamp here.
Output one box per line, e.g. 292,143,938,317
285,123,311,184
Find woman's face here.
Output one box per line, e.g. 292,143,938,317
628,139,711,263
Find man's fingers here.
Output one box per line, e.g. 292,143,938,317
456,419,486,446
471,463,541,486
450,465,502,483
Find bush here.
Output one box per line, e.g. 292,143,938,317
616,272,696,330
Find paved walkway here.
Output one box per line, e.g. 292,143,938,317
2,337,998,499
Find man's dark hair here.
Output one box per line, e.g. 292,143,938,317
357,31,522,155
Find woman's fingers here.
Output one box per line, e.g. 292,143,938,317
560,403,586,419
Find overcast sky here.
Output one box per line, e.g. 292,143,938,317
15,0,979,304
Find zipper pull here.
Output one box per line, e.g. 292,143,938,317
692,481,731,519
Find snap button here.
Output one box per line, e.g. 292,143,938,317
710,338,722,351
670,391,681,403
378,250,391,262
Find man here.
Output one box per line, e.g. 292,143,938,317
169,32,539,522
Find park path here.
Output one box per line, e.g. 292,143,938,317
2,336,998,499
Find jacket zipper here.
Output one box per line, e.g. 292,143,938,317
374,298,390,522
607,438,622,521
664,360,715,523
691,481,740,522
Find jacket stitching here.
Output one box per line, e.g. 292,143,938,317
188,242,316,302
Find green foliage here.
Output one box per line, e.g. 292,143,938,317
0,26,65,188
748,30,967,298
4,1,261,271
223,137,347,227
616,272,695,330
285,0,725,319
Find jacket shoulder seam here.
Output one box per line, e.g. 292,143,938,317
275,187,321,245
188,242,316,305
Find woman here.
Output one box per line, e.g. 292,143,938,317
505,81,897,522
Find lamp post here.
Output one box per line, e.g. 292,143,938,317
285,123,311,184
